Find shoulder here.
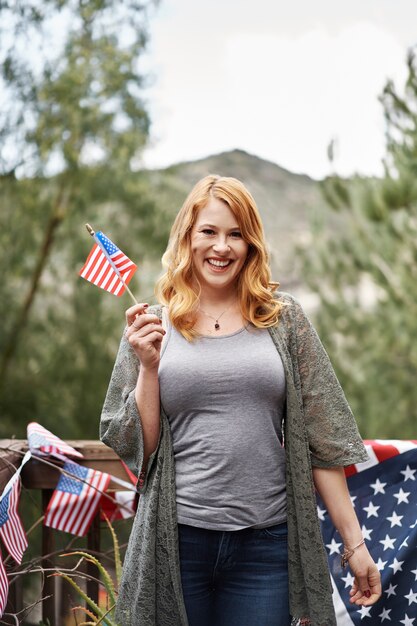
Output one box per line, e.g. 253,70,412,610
273,291,307,326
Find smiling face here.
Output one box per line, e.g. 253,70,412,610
190,196,249,296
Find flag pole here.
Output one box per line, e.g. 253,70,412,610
85,224,138,305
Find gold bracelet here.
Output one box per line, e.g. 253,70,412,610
341,538,365,568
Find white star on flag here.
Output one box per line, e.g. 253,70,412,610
411,568,417,581
361,524,373,540
400,614,415,626
317,505,326,521
325,538,342,555
387,511,403,527
389,557,404,574
363,501,380,518
357,605,372,619
404,589,417,605
376,557,388,571
393,488,410,504
400,465,416,481
379,534,396,551
384,583,397,597
370,478,387,494
341,572,355,588
379,607,392,621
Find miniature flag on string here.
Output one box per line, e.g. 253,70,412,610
79,230,137,297
0,476,27,564
27,422,83,459
100,462,138,521
45,461,111,537
318,439,417,625
0,549,8,618
0,453,30,618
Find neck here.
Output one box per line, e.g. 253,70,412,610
198,287,239,310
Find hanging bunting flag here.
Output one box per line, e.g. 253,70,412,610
0,477,27,564
0,549,8,619
44,461,111,537
100,462,138,521
27,422,83,459
79,229,137,297
0,451,31,619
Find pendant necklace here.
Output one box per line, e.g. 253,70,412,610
199,302,235,331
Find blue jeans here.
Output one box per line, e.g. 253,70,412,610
178,522,291,626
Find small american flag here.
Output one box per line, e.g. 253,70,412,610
318,439,417,625
45,461,110,536
79,231,137,296
27,422,83,459
0,549,8,618
100,462,138,521
0,476,27,564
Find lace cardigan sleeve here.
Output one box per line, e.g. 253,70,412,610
289,296,368,468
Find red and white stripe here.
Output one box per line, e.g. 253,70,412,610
0,478,27,564
45,468,111,537
0,550,8,618
27,422,83,459
79,244,136,296
345,439,417,477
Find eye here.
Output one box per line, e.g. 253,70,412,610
230,231,242,238
200,228,215,235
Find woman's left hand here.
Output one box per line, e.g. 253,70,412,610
347,545,382,606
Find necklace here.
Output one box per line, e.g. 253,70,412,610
199,302,236,331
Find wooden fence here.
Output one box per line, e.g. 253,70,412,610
0,439,133,625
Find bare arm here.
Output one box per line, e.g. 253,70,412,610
313,466,382,606
125,303,164,470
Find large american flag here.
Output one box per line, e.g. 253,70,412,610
318,440,417,625
45,461,110,536
27,422,83,459
79,230,137,296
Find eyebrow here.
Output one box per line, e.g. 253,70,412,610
197,223,241,230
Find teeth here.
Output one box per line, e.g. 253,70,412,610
208,259,230,267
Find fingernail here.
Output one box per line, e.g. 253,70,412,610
364,590,371,598
143,303,149,308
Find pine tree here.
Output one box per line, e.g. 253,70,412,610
300,48,417,439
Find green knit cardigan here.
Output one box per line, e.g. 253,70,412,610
100,292,368,625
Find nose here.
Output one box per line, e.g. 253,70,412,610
212,236,230,254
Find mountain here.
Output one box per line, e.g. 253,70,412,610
147,148,328,291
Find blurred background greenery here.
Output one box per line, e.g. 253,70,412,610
1,0,416,442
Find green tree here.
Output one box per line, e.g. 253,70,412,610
299,48,417,439
0,0,167,438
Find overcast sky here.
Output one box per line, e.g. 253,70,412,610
140,0,417,179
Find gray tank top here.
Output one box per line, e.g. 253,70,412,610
159,323,287,530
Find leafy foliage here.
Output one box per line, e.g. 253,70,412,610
0,0,169,438
299,48,417,438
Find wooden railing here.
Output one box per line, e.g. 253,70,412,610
0,439,133,625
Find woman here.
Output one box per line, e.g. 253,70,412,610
100,175,381,626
